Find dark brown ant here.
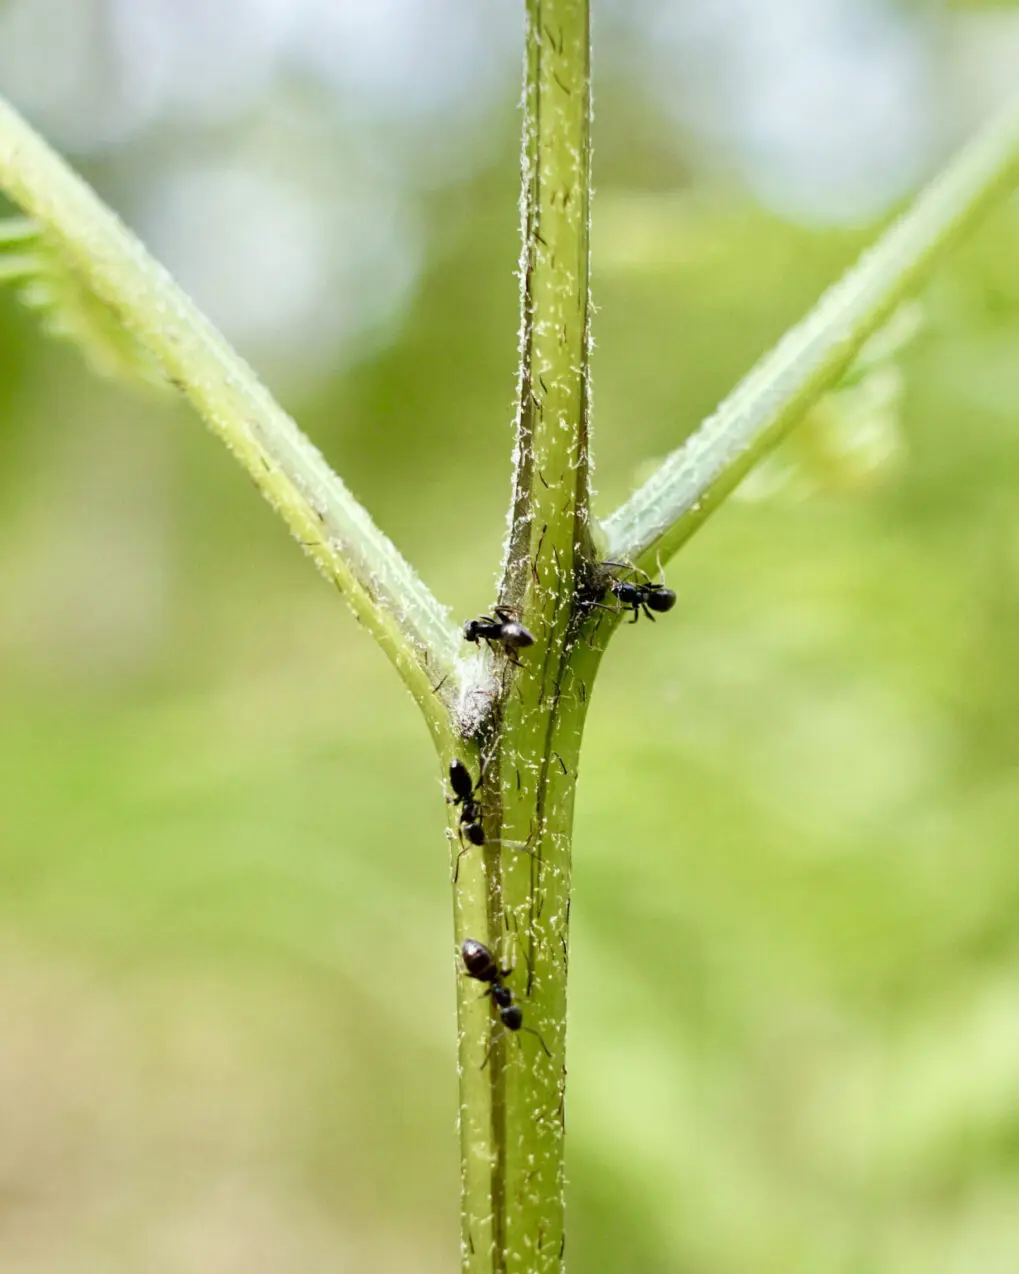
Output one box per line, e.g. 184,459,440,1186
463,607,535,665
581,561,676,625
460,938,551,1064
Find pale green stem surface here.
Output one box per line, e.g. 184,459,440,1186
0,97,460,744
454,3,593,1273
604,93,1019,571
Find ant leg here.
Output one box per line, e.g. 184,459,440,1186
499,1027,551,1062
496,836,544,882
480,1029,507,1070
452,833,476,883
628,607,640,624
603,559,652,584
479,1021,548,1067
522,1025,552,1058
606,560,652,583
642,604,656,622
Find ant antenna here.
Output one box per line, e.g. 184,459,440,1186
480,1023,552,1069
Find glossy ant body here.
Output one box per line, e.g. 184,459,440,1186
461,938,550,1063
449,759,484,880
463,607,535,664
461,938,521,1030
582,561,677,625
448,762,541,884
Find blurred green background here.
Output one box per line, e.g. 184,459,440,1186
2,2,1019,1271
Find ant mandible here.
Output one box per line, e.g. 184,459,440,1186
460,938,550,1064
463,606,535,665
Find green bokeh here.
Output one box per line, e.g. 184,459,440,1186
3,87,1019,1274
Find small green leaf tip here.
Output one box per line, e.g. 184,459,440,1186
0,216,167,390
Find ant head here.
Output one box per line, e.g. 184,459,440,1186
500,1003,523,1031
462,619,481,642
646,587,677,613
464,820,485,846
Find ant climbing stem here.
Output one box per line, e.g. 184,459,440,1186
460,938,551,1067
448,759,484,882
579,559,677,626
463,606,535,666
447,760,541,883
602,560,677,623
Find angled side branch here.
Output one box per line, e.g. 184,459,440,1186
605,94,1019,570
0,98,459,742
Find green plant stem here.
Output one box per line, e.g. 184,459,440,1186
454,4,593,1272
4,35,1018,1274
0,97,460,744
604,93,1019,571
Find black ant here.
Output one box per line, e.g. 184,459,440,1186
449,759,485,880
448,765,542,884
463,607,535,665
582,561,676,625
461,938,551,1064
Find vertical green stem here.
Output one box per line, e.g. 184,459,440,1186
455,3,593,1273
505,0,594,608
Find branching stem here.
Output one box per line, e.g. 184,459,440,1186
0,32,1017,1274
